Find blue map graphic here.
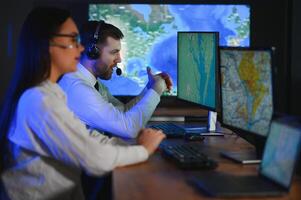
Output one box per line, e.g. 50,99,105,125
89,4,250,96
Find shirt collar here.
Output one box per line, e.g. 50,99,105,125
77,62,97,87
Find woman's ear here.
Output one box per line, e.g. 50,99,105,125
49,47,53,54
49,41,54,54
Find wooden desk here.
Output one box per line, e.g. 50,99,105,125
113,135,301,200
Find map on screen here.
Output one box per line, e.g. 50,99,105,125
261,121,301,188
177,32,217,110
220,49,273,136
89,4,250,96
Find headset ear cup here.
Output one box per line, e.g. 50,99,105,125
87,20,103,60
87,44,100,60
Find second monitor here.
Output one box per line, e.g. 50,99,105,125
149,32,220,137
177,31,218,111
177,31,221,134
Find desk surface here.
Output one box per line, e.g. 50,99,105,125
113,134,301,200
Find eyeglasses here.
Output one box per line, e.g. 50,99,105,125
50,33,81,49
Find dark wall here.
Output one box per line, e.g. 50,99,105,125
248,0,290,113
0,0,297,115
290,0,301,116
0,0,34,107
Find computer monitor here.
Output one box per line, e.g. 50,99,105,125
88,3,250,97
219,47,274,160
177,31,222,134
177,32,218,112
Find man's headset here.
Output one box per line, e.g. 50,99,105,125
86,20,122,75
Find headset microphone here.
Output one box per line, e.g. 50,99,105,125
116,67,122,76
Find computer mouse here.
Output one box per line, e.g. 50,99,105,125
205,160,218,170
185,134,205,141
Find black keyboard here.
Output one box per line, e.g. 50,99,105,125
148,122,185,138
160,143,218,170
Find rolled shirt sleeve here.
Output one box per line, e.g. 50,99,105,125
64,81,160,138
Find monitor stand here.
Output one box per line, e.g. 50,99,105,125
220,150,261,164
182,111,224,136
220,132,265,164
220,140,264,164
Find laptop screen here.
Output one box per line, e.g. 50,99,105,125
260,120,301,188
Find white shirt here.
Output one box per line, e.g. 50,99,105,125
58,63,161,138
1,80,148,200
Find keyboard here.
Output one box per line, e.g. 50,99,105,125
148,122,185,138
160,143,218,170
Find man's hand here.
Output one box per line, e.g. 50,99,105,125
146,67,173,95
137,128,166,155
155,71,172,91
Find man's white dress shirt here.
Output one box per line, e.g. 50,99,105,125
1,80,148,200
58,63,161,138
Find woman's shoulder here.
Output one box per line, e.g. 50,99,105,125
19,83,57,109
22,86,44,100
22,80,62,98
18,81,67,115
18,86,45,108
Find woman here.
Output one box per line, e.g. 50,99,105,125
0,7,165,200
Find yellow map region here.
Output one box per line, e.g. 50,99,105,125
238,52,267,118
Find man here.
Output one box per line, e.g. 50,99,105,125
59,20,172,138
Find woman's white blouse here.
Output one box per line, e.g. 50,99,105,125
1,80,148,200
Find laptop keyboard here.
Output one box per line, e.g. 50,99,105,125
148,122,185,138
160,143,218,170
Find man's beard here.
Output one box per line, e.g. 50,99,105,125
97,64,114,80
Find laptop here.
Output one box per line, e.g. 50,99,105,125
190,118,301,197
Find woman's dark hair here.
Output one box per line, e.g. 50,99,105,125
0,6,71,171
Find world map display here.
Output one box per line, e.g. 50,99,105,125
89,4,250,96
220,49,273,136
178,32,217,109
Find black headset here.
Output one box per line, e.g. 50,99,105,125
86,20,105,60
86,20,122,75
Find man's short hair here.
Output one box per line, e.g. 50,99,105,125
80,20,124,53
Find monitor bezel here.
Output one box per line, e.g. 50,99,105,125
219,46,275,155
177,31,219,112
